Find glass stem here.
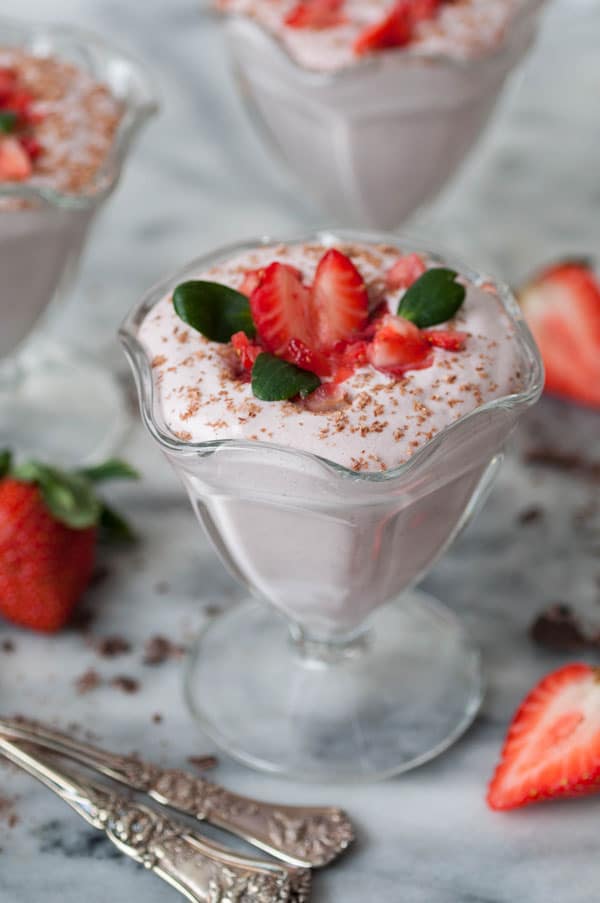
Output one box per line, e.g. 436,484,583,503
288,622,371,668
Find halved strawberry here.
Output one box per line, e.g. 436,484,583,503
423,329,468,351
488,663,600,811
231,330,262,371
249,262,312,358
312,249,369,349
19,135,42,161
367,315,433,376
386,253,427,291
239,268,265,298
0,136,32,181
518,261,600,408
285,0,346,29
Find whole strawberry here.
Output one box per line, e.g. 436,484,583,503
0,452,137,632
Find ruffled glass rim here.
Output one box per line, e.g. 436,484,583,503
0,17,159,210
120,228,544,484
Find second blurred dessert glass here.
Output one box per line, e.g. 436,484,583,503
220,1,546,228
0,19,157,463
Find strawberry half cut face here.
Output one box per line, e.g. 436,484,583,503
367,315,433,376
311,248,369,350
519,261,600,409
249,262,313,358
488,663,600,810
0,136,32,181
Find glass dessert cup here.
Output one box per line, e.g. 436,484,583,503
220,1,545,229
121,230,543,782
0,19,158,464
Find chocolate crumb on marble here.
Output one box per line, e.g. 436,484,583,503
75,668,102,694
152,713,163,724
143,635,186,666
110,676,140,694
1,639,15,653
530,604,587,651
89,635,132,658
517,506,545,526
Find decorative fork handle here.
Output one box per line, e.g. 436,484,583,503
0,717,353,867
0,734,311,903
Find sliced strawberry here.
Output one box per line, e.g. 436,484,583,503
367,315,433,376
423,329,468,351
239,268,266,298
231,330,262,371
285,337,332,377
312,249,369,349
386,253,427,291
0,136,32,181
285,0,346,29
353,2,412,55
304,382,347,412
353,0,441,55
487,663,600,811
19,135,42,161
250,262,312,358
518,261,600,408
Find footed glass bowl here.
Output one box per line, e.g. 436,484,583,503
121,230,543,782
220,1,546,228
0,18,157,464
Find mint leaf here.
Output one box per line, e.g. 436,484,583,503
79,459,139,483
99,504,136,544
13,462,101,529
398,268,466,328
173,281,256,343
251,352,320,401
0,112,18,134
0,449,11,479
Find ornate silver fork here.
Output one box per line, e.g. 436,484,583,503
0,733,311,903
0,717,353,868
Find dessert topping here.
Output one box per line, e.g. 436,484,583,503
173,248,467,401
0,66,42,181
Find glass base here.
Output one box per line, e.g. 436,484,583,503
184,590,483,783
0,339,130,465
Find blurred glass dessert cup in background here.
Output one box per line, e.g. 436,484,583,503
0,18,157,463
121,230,543,782
215,0,547,228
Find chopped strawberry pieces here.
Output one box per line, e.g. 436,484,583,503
423,329,468,351
304,382,347,412
487,663,600,810
386,253,427,291
353,0,441,56
0,68,18,105
519,261,600,409
19,135,42,161
250,262,313,358
0,136,32,181
285,337,332,377
312,249,369,349
239,268,266,298
367,315,433,376
231,331,262,371
285,0,347,29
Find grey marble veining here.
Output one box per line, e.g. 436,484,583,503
1,0,600,900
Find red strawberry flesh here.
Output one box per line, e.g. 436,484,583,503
311,249,369,350
250,262,313,358
488,663,600,810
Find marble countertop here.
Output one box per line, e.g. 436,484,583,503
1,0,600,900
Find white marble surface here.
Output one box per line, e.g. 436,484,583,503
1,1,600,900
